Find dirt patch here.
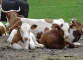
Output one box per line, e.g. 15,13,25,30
0,36,83,60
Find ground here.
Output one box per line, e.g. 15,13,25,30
0,36,83,60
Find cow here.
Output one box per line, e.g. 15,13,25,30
1,7,44,50
70,19,83,35
0,22,6,36
7,23,44,50
1,0,29,21
40,23,81,49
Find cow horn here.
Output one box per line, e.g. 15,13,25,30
15,7,20,12
1,8,10,13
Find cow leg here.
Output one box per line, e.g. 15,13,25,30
23,40,30,49
10,43,22,50
65,39,75,48
31,32,44,48
29,37,36,49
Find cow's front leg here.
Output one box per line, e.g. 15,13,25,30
31,32,44,48
29,38,36,49
24,40,30,49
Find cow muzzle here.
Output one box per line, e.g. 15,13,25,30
64,35,69,39
24,37,29,40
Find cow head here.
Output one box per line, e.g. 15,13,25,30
70,19,82,28
53,20,69,39
1,7,20,21
20,23,37,41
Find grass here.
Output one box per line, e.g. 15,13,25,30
1,0,83,23
28,0,83,23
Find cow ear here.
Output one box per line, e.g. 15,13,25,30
31,24,37,30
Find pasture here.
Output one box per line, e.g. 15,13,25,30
28,0,83,23
0,0,83,60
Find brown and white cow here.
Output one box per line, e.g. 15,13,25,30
7,23,44,49
40,23,81,49
0,22,6,36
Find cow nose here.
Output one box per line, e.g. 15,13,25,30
24,37,28,40
65,35,69,39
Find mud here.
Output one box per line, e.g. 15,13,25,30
0,36,83,60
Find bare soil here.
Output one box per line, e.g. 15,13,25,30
0,36,83,60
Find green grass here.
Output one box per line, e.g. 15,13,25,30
28,0,83,23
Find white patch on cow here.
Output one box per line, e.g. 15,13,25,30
29,35,35,49
70,20,73,25
68,29,76,42
0,22,5,28
82,28,83,31
20,23,31,41
5,22,9,28
74,42,81,48
2,34,5,36
10,43,22,50
30,32,44,48
53,18,64,23
24,40,30,49
61,23,69,39
7,29,17,43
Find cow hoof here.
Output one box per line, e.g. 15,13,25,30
35,44,45,48
74,42,81,48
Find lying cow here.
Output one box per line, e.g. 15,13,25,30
40,23,81,49
70,19,83,35
7,23,44,50
0,22,6,36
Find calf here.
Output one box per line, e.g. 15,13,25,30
7,23,44,50
0,22,6,36
40,23,81,49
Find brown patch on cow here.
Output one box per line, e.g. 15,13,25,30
72,30,81,42
44,19,53,23
0,0,2,4
0,26,6,36
37,32,43,39
40,25,65,49
71,20,82,28
10,28,23,45
31,24,37,30
44,27,49,32
9,18,22,34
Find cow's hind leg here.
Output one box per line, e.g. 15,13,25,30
7,29,22,50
